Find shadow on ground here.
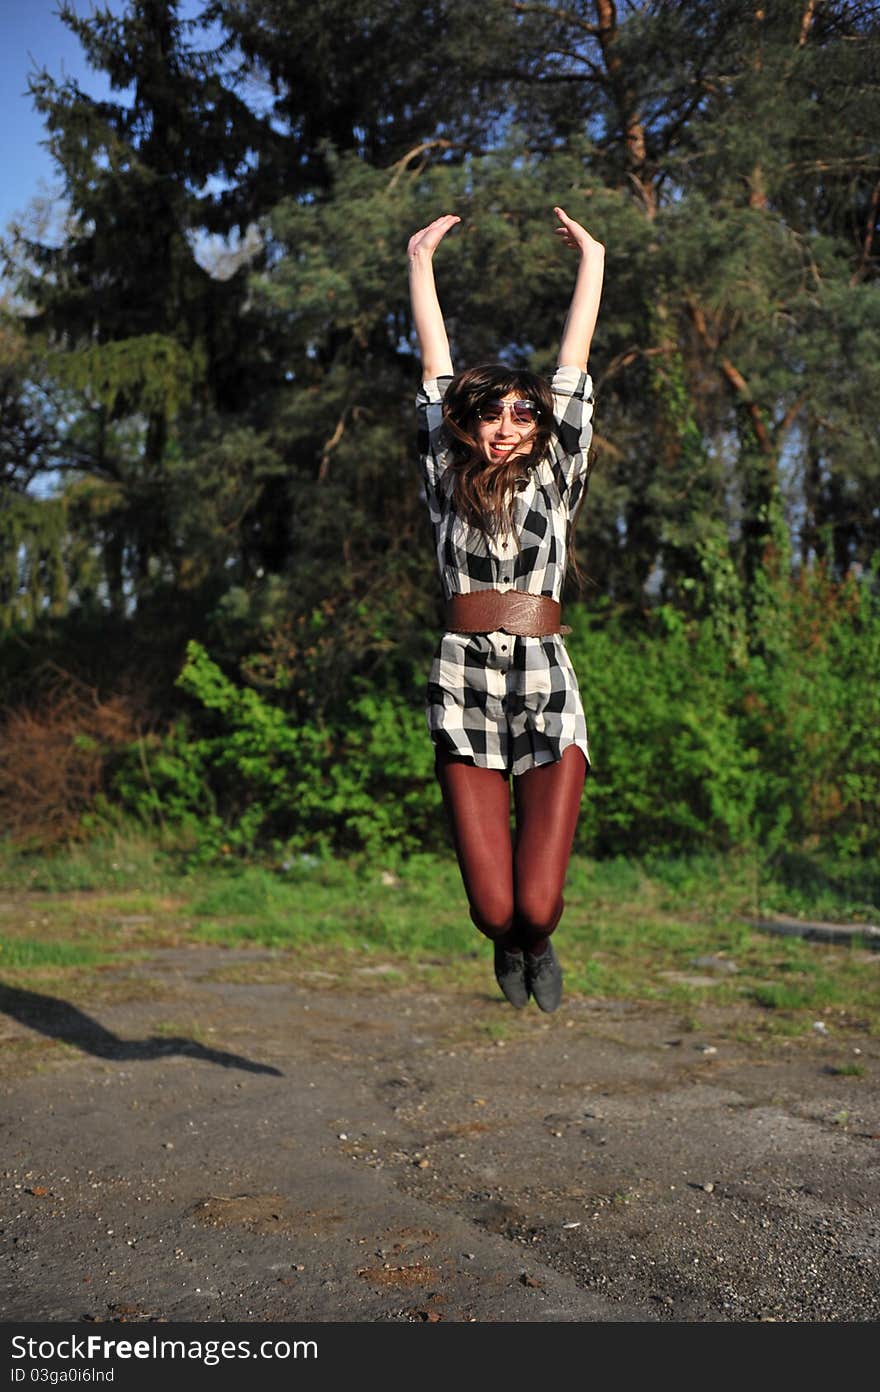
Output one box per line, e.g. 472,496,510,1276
0,980,283,1076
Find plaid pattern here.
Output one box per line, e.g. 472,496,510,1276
416,365,594,777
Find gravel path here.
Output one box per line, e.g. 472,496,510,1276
1,945,878,1323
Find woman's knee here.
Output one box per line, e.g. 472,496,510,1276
468,892,515,941
515,888,563,939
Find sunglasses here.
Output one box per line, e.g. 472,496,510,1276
475,398,540,426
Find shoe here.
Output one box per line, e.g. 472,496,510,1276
493,944,529,1009
525,941,563,1013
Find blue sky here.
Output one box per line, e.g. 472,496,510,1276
1,1,116,231
0,0,207,235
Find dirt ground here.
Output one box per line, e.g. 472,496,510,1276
1,942,878,1324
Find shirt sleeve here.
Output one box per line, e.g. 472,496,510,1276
548,365,594,514
416,375,454,499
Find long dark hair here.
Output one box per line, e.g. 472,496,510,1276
442,364,556,540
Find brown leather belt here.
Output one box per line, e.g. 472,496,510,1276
445,590,570,637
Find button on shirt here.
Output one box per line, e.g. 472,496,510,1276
416,365,594,776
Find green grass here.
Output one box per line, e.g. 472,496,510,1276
0,832,878,1035
0,938,108,969
0,831,187,896
750,979,841,1011
760,849,880,924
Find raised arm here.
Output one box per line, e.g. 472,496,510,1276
554,206,605,372
407,214,460,380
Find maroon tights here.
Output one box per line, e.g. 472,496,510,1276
435,745,587,953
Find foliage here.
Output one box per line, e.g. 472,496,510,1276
49,335,207,419
98,569,880,864
4,0,879,630
568,606,759,854
1,0,879,869
0,673,137,847
112,640,442,859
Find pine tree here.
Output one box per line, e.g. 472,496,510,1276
5,0,268,615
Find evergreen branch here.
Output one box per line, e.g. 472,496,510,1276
649,82,718,155
782,157,879,173
318,412,348,482
851,177,880,286
502,63,607,85
512,44,608,82
686,298,718,353
778,393,808,444
600,344,673,382
591,0,657,219
626,170,658,215
687,299,772,457
587,430,624,461
386,140,453,190
540,44,601,70
798,0,819,46
719,357,773,457
510,2,599,35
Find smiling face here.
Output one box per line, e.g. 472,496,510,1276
475,392,539,465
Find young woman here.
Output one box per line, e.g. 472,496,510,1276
409,206,604,1012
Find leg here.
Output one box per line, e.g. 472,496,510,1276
435,748,514,942
513,746,586,953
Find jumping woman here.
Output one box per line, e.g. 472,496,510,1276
409,205,604,1012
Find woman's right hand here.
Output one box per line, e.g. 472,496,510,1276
407,214,461,261
553,206,604,259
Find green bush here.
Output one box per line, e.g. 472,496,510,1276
567,605,758,855
734,569,880,857
569,569,880,861
109,571,880,865
113,640,442,860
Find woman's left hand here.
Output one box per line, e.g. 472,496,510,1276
553,206,604,258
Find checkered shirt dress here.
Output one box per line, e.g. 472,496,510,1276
416,364,594,777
